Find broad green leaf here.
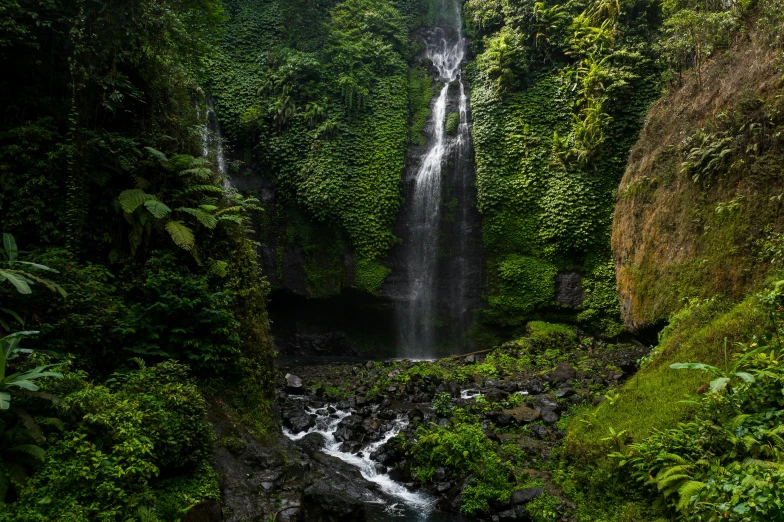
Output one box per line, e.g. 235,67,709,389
0,270,32,294
118,189,156,214
3,233,17,262
165,221,195,251
144,146,168,162
709,377,730,393
0,392,9,410
7,380,39,391
177,207,217,229
0,308,24,327
16,261,59,273
143,199,172,219
735,372,755,383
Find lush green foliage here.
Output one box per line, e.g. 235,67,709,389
0,0,274,517
466,0,662,337
410,418,516,514
210,0,435,295
2,361,217,521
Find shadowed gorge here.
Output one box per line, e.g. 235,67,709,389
2,0,784,520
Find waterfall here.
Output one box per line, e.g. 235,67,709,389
396,0,478,359
200,95,230,188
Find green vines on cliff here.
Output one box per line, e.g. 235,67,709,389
211,0,434,295
465,0,662,336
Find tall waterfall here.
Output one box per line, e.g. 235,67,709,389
394,0,481,359
201,96,229,188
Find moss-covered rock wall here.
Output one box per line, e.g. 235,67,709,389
612,31,784,330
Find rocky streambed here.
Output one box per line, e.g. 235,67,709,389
213,326,649,521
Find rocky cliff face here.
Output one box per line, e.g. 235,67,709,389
613,32,784,330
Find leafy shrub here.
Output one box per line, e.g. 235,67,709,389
4,361,215,520
120,252,241,370
432,392,453,417
445,111,460,135
410,420,515,514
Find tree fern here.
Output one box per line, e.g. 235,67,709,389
676,480,706,511
207,259,228,277
118,189,156,213
143,200,171,219
176,207,217,229
180,184,223,195
165,221,195,251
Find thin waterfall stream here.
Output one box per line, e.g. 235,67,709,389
396,0,479,359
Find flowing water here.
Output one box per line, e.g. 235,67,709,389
283,402,465,521
397,0,476,359
201,95,230,188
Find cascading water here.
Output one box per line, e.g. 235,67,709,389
395,0,481,359
200,96,230,189
283,404,438,520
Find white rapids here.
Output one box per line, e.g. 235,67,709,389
283,405,437,519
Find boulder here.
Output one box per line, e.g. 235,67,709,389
303,482,367,522
502,406,541,424
362,417,382,433
550,363,577,383
527,379,544,394
285,373,305,394
464,354,476,364
555,385,575,398
298,432,326,455
511,487,545,506
530,395,559,412
541,409,560,425
483,388,509,402
335,415,364,442
286,413,315,434
182,500,221,522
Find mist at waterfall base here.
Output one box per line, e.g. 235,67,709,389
392,0,483,360
284,401,467,522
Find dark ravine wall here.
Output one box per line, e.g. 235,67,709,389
613,30,784,330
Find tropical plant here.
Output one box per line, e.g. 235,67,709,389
0,234,66,297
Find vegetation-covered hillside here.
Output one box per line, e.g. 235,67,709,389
465,0,662,342
0,0,273,518
209,0,436,296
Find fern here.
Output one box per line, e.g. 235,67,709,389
676,480,706,511
207,259,228,277
143,200,172,219
180,184,223,195
164,221,195,251
176,207,217,229
118,189,155,213
10,444,45,461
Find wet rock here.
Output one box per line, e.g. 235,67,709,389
483,388,509,402
555,385,575,398
555,270,584,308
388,459,411,482
287,414,315,434
303,481,367,522
339,442,363,454
550,363,577,383
502,406,541,424
527,379,544,395
369,442,399,465
436,482,453,493
464,354,476,364
242,445,285,469
335,415,364,442
407,408,425,423
541,409,560,425
530,395,559,413
298,432,326,455
285,373,305,394
366,361,374,369
497,506,529,521
362,417,382,432
529,425,550,439
511,487,545,506
434,466,447,480
182,500,221,522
